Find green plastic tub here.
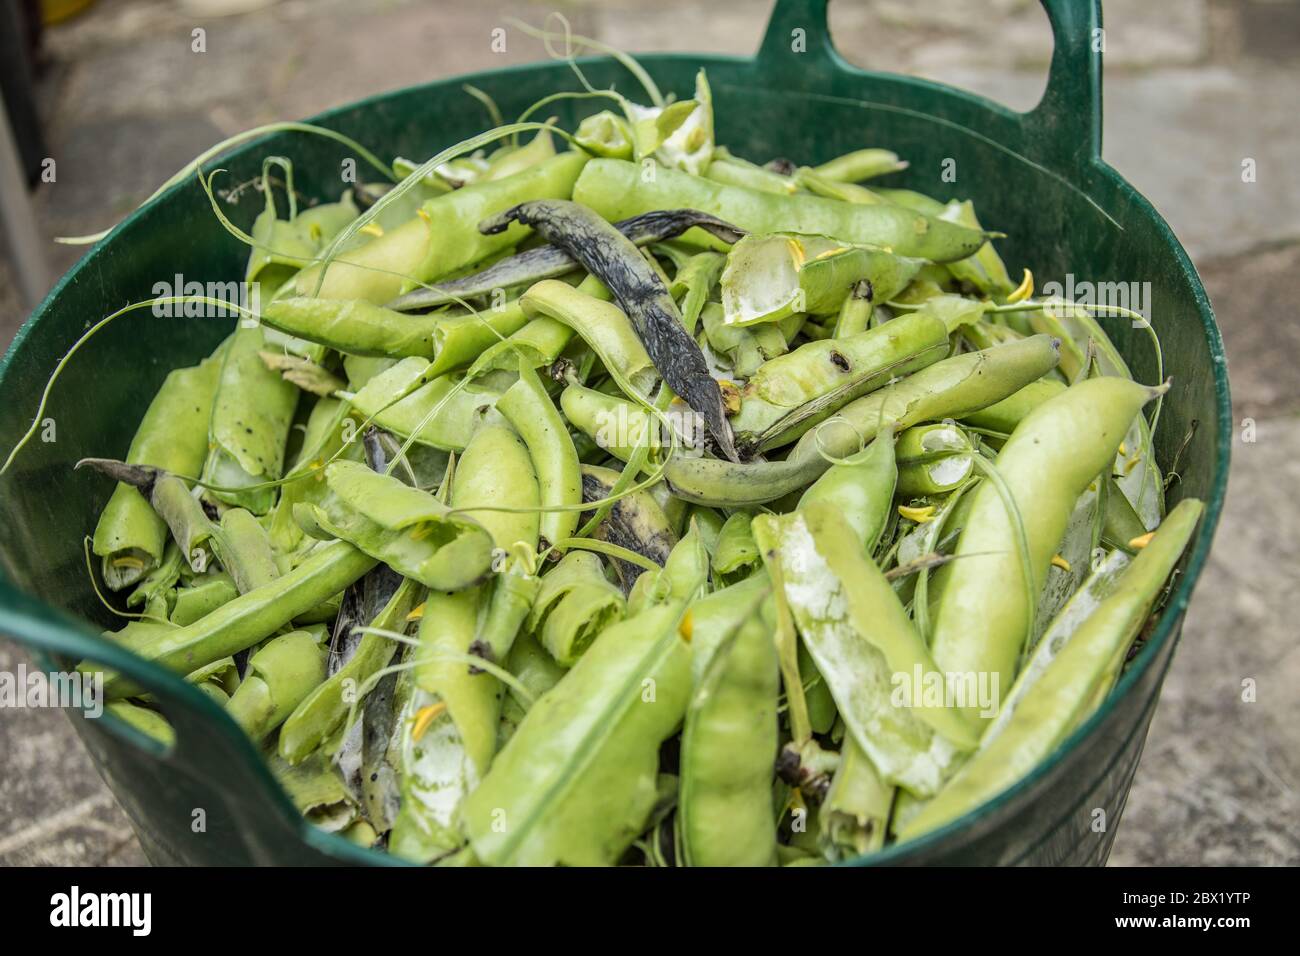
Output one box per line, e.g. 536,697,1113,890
0,0,1229,866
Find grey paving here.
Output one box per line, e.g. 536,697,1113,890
1110,414,1300,866
0,639,149,866
1,0,1296,866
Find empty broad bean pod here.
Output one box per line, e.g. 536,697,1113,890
386,208,743,312
580,464,679,590
496,361,582,557
307,459,495,590
719,233,921,327
754,502,979,796
86,540,377,699
91,349,224,589
390,585,487,863
573,159,993,263
665,334,1060,506
461,600,692,866
678,576,779,866
278,576,421,763
927,376,1166,725
894,422,975,498
903,498,1203,838
200,326,299,514
727,310,951,455
711,511,761,585
225,630,327,743
341,360,506,452
527,550,626,667
294,151,590,303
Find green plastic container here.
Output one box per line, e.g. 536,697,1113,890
0,0,1229,866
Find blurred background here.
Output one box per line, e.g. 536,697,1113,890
0,0,1296,865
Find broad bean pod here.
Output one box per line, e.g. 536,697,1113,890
90,540,377,699
472,559,542,668
754,503,979,796
678,577,778,866
246,167,359,300
927,376,1165,724
819,739,892,859
343,359,505,453
452,422,541,555
798,424,898,550
894,423,974,498
903,498,1203,837
581,464,679,590
685,505,725,556
92,352,223,588
561,379,661,466
170,572,239,626
811,148,907,183
626,521,710,613
867,188,1015,298
699,300,791,378
294,151,590,303
959,377,1066,434
481,125,558,181
201,326,300,514
387,209,743,312
278,576,420,763
503,629,566,711
527,550,626,667
728,310,951,455
574,110,634,159
711,511,760,584
461,600,691,866
496,361,582,557
310,460,495,590
572,159,992,263
516,279,654,397
225,630,327,743
704,154,798,196
719,233,921,327
668,249,726,335
389,585,485,862
665,334,1061,506
210,506,282,593
831,280,875,338
260,298,446,358
325,426,408,673
483,201,737,459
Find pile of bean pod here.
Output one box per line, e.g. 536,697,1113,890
42,66,1202,865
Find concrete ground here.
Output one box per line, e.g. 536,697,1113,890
1,0,1296,865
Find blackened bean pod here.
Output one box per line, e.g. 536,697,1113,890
479,199,740,462
386,209,744,312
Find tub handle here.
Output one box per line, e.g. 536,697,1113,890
754,0,1104,179
1023,0,1104,177
0,580,313,862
